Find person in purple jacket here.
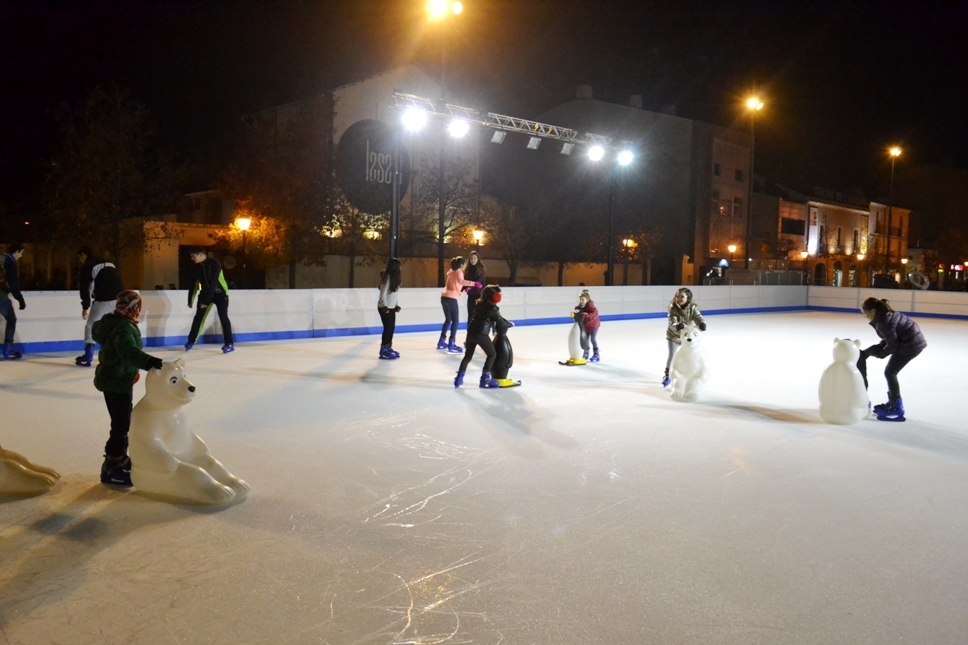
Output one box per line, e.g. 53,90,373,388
857,297,927,422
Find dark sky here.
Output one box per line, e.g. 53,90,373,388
2,0,966,211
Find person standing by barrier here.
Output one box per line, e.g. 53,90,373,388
75,246,125,367
377,258,402,360
0,243,26,360
463,250,486,324
185,247,234,353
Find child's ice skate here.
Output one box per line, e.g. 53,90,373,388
875,396,906,422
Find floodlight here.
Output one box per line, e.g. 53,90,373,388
560,142,575,156
588,145,605,161
526,136,541,150
490,131,506,144
617,149,634,165
402,107,427,131
448,119,469,138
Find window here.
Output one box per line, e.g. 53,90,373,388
720,199,730,216
733,197,743,217
711,190,720,216
713,163,721,176
780,218,806,235
735,169,744,182
853,229,859,251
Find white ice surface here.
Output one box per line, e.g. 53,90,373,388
2,311,967,645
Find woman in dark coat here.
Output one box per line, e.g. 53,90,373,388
463,250,486,324
858,297,927,421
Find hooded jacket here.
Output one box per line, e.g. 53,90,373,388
866,310,927,358
574,300,601,332
666,300,705,343
79,258,125,309
92,314,159,393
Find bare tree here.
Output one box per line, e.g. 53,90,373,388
45,86,185,263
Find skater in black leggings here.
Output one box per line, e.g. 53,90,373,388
454,285,511,389
857,297,926,420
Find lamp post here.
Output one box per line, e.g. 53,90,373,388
603,149,634,286
473,229,483,251
235,216,251,289
621,238,637,285
728,243,737,266
427,1,463,287
394,107,428,259
744,97,764,270
885,146,902,277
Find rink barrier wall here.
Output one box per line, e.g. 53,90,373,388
8,285,966,354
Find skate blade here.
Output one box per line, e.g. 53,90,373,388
875,414,906,422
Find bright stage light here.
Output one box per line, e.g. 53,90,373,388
402,107,428,131
588,145,604,161
617,150,634,166
448,119,469,138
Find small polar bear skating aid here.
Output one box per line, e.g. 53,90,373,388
129,359,249,504
818,338,870,425
669,323,709,402
0,443,60,496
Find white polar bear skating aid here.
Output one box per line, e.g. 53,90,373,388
818,338,870,425
128,359,249,504
0,443,60,496
670,323,709,402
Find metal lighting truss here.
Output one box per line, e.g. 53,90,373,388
390,92,631,150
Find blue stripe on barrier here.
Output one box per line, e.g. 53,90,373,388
13,304,964,355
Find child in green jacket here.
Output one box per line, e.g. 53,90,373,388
92,291,163,486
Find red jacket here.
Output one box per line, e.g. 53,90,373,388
574,301,601,332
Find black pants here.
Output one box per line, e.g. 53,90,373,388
379,308,396,346
466,294,479,326
0,297,16,344
856,351,917,399
459,331,496,373
103,390,133,458
188,292,233,345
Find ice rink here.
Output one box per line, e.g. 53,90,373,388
2,310,967,644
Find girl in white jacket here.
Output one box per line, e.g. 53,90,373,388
377,258,402,359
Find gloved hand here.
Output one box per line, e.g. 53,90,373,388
473,282,482,289
570,311,577,319
378,306,388,314
699,322,707,331
675,322,684,331
146,357,164,371
394,306,401,312
17,298,25,311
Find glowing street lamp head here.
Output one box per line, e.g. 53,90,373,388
727,244,737,254
746,97,764,111
447,118,469,138
235,216,251,231
473,229,484,242
588,145,605,161
428,0,461,19
617,149,634,166
402,107,427,131
889,146,902,158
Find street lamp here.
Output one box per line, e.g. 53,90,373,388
600,149,634,285
728,243,737,265
473,229,483,250
885,146,902,277
235,216,251,289
744,96,764,270
621,238,637,285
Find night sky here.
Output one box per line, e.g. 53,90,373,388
2,0,966,214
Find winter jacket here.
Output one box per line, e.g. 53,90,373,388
188,257,229,307
377,275,399,310
666,301,705,343
464,262,486,300
468,301,509,337
92,314,160,394
440,269,475,300
866,310,927,358
574,300,601,332
0,254,24,306
79,258,125,309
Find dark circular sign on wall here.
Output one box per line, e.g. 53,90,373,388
335,119,411,215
